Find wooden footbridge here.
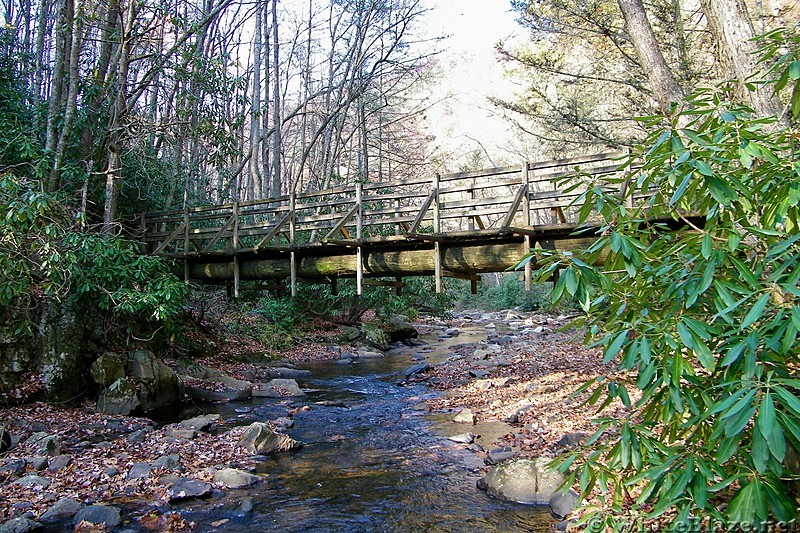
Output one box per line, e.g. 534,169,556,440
140,151,639,297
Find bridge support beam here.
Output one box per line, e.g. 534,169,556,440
185,237,599,285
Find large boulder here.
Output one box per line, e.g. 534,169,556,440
213,468,262,489
97,378,140,415
39,497,84,523
402,362,430,379
12,475,51,490
0,516,43,533
166,479,213,502
173,362,222,380
261,367,311,379
361,323,390,351
477,458,579,517
339,326,361,343
89,352,125,386
34,301,91,403
184,375,252,402
253,378,305,398
73,505,121,529
238,422,302,454
177,414,221,432
23,433,61,457
386,315,418,343
453,408,477,425
127,350,181,411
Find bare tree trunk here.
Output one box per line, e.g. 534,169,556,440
358,95,368,182
271,0,281,197
80,0,118,164
33,0,50,104
43,0,72,191
50,1,84,191
617,0,685,115
297,0,312,191
262,0,270,194
249,3,262,200
699,0,785,120
102,0,135,234
670,0,691,85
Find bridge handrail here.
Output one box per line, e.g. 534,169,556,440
140,150,635,258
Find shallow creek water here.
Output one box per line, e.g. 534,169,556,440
174,328,553,532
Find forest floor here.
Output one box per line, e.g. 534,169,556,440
0,307,622,531
414,310,630,460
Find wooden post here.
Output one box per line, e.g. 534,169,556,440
140,212,147,252
471,278,478,295
183,207,190,284
183,206,190,254
433,173,442,294
233,256,240,298
468,184,475,231
395,276,403,296
232,202,239,298
395,199,402,235
522,161,532,292
289,191,297,297
356,181,363,296
331,277,338,296
232,201,239,251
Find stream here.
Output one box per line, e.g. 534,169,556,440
171,329,553,532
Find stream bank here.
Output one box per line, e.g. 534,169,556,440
0,310,623,532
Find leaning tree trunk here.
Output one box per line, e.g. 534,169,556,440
617,0,685,116
699,0,785,121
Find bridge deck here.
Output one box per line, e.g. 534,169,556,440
141,151,639,295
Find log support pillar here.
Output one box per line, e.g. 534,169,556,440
233,256,240,298
290,191,297,297
522,161,532,291
356,182,363,296
433,173,442,294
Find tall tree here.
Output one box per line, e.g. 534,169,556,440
500,0,795,153
700,0,785,119
617,0,684,114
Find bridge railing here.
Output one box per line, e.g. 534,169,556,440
140,150,634,258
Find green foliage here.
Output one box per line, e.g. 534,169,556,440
245,275,453,332
0,27,44,180
66,234,188,326
0,175,72,336
0,175,187,340
758,25,800,122
525,35,800,529
454,274,561,312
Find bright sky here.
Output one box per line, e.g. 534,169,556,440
420,0,525,170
